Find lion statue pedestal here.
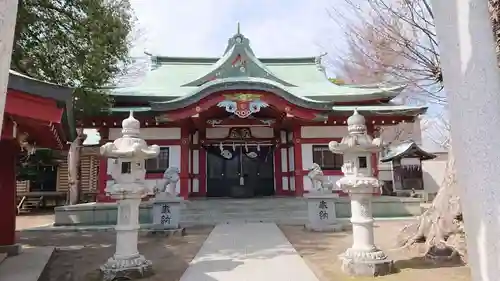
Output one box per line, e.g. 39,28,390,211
304,163,343,232
150,167,185,234
304,193,343,232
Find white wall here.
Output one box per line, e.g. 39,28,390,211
109,127,181,140
422,153,448,194
301,126,347,139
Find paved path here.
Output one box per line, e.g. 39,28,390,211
0,247,54,281
180,223,319,281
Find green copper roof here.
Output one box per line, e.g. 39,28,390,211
380,140,436,162
110,29,405,103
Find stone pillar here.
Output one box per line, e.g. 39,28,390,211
114,197,141,258
431,0,500,280
0,0,18,133
0,139,21,256
349,194,374,251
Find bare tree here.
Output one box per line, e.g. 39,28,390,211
328,0,445,104
326,0,478,262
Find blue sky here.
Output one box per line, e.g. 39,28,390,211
85,0,446,151
128,0,337,58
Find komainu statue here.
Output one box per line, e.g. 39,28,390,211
307,163,335,193
154,167,180,197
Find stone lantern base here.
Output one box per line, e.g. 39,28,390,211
339,248,394,277
100,254,154,281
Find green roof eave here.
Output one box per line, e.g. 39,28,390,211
150,77,334,111
331,104,428,116
380,141,437,162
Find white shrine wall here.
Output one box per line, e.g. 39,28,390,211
108,127,181,140
107,127,182,194
300,126,348,139
421,152,448,194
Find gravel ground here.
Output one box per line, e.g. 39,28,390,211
280,220,471,281
18,226,213,281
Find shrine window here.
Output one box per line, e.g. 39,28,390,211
145,147,169,173
312,145,343,170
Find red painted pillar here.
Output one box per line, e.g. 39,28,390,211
273,142,283,196
367,123,381,196
292,126,304,196
179,127,190,199
96,127,113,202
97,158,112,202
0,139,20,255
198,130,207,197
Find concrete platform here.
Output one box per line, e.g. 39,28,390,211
53,197,423,227
0,246,54,281
180,223,319,281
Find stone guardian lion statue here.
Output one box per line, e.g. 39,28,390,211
154,167,180,197
307,163,335,193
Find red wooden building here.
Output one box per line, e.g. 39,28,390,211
0,70,74,255
82,30,428,201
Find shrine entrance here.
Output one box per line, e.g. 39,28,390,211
206,145,275,198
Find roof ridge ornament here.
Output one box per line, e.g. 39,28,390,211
315,52,328,74
237,22,241,35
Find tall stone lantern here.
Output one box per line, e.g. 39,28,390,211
328,109,394,276
99,111,160,280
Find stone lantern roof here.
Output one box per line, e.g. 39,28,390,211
329,109,383,153
100,111,160,160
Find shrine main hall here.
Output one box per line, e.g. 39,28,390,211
82,29,427,201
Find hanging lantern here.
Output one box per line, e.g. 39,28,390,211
232,142,236,150
245,142,249,152
219,142,223,152
257,143,261,151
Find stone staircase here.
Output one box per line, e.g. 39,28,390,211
180,197,308,226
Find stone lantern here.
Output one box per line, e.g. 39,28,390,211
328,109,394,276
99,111,160,281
